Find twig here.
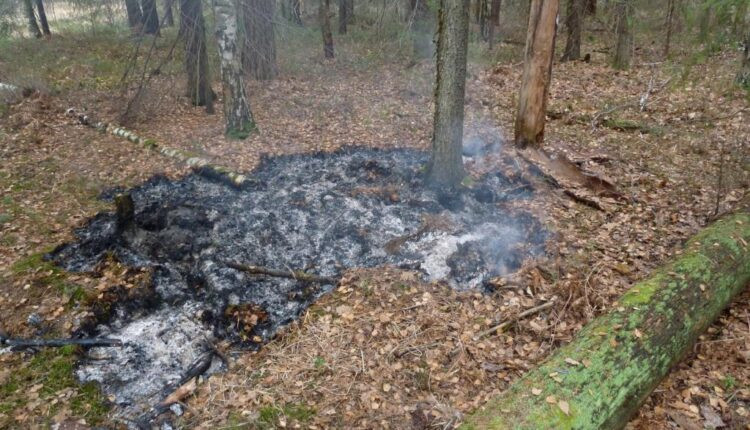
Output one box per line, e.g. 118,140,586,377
1,336,122,349
473,300,556,341
225,261,338,284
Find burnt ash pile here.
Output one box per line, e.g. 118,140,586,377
50,147,545,420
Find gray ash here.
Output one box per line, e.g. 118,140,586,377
49,147,546,421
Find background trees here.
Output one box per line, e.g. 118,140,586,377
241,0,278,80
180,0,214,112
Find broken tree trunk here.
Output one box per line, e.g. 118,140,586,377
461,212,750,430
66,109,249,188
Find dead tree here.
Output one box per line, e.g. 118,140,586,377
612,0,632,69
23,0,42,38
35,0,51,36
241,0,278,80
181,0,214,112
561,0,583,61
213,0,257,138
738,29,750,87
141,0,161,35
125,0,144,31
514,0,559,148
426,0,469,188
488,0,501,48
320,0,335,58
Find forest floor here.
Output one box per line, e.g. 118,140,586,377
1,24,749,429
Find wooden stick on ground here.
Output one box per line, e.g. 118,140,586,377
473,300,556,341
1,337,123,349
224,261,338,284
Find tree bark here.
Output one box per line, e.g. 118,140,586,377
612,0,631,70
426,0,469,188
23,0,42,38
213,0,257,138
584,0,594,15
478,0,490,41
164,0,175,26
35,0,51,36
346,0,353,23
339,0,348,33
514,0,559,148
181,0,214,112
320,0,335,58
141,0,161,35
241,0,278,80
125,0,144,31
737,29,750,88
488,0,500,48
461,212,750,430
561,0,583,61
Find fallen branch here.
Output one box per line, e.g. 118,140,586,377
461,212,750,429
1,336,122,349
66,108,249,188
473,300,556,341
225,261,338,284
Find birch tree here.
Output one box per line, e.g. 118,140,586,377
514,0,559,148
214,0,257,138
738,28,750,87
426,0,469,188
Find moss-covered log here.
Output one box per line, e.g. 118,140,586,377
462,213,750,430
67,108,248,188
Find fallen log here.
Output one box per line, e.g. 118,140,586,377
461,212,750,430
1,336,123,349
65,108,249,188
225,261,338,285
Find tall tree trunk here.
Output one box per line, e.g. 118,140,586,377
23,0,42,38
339,0,348,33
164,0,175,26
346,0,353,23
125,0,144,31
514,0,559,148
561,0,583,61
320,0,335,58
488,0,500,48
35,0,51,36
213,0,257,138
612,0,631,70
141,0,161,35
663,0,675,58
180,0,214,112
426,0,469,188
737,29,750,88
479,0,490,41
241,0,278,80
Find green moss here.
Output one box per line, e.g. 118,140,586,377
143,138,157,148
0,346,109,426
256,403,315,428
226,120,258,140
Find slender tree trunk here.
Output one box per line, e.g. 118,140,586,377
141,0,161,35
320,0,335,58
346,0,353,23
164,0,175,26
288,0,303,25
514,0,559,148
427,0,469,188
23,0,42,38
213,0,257,137
339,0,348,33
479,0,490,41
698,2,711,43
488,0,500,48
125,0,144,31
737,29,750,88
663,0,675,58
612,0,631,70
35,0,51,36
408,0,433,58
561,0,583,61
241,0,278,80
584,0,595,15
181,0,214,112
